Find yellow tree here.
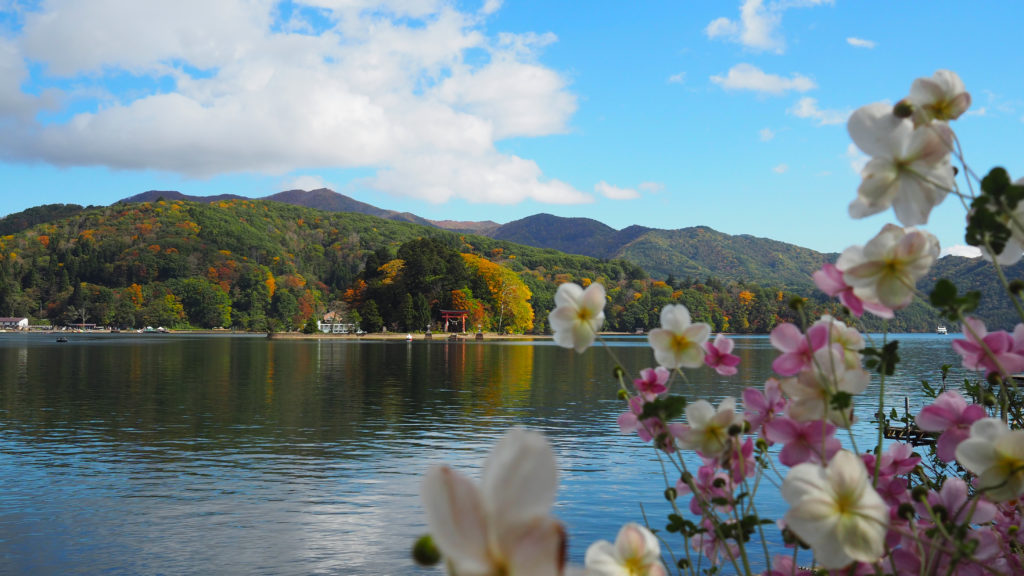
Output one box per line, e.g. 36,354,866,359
461,254,533,333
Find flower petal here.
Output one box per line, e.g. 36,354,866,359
482,428,557,529
421,465,492,572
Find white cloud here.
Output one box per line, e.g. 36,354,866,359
595,181,639,200
283,175,334,191
667,72,686,84
759,127,775,141
846,143,868,174
941,245,982,258
788,97,848,125
846,37,876,49
0,0,590,207
773,163,788,174
480,0,503,15
638,181,664,193
705,17,740,39
705,0,832,54
711,63,816,95
966,106,988,117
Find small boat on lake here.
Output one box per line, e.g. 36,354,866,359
936,325,948,335
56,336,68,343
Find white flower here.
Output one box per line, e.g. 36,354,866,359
847,102,954,226
782,450,889,570
676,397,743,457
421,428,565,576
780,346,870,427
548,282,606,353
955,417,1024,502
585,522,667,576
904,69,971,127
647,304,710,369
836,224,939,310
812,315,864,370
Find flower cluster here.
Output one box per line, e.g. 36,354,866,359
418,70,1024,576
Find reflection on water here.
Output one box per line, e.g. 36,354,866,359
0,333,969,574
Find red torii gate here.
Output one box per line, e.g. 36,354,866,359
440,309,469,332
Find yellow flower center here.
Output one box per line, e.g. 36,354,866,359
623,555,646,575
671,333,691,353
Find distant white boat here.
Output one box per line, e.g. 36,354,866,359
937,325,948,335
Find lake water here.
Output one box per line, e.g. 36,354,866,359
0,332,969,575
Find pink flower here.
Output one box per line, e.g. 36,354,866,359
633,367,670,400
952,317,1024,378
762,555,814,576
870,442,921,478
742,379,787,436
770,322,828,376
722,437,756,483
764,417,841,466
915,390,987,462
919,477,996,525
676,461,734,516
861,443,920,506
691,518,740,566
813,263,894,319
704,334,741,375
617,396,684,453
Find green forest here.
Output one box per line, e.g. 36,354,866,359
0,198,982,334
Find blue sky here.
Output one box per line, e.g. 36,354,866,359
0,0,1020,256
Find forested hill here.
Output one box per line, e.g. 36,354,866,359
0,198,1014,333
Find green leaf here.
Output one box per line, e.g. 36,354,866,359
981,167,1011,199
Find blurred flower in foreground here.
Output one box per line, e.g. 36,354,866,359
585,522,666,576
836,224,939,310
956,417,1024,502
421,428,565,575
847,101,954,226
902,69,971,127
951,317,1024,378
915,390,987,462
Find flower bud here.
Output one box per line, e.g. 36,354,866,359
612,366,625,380
617,389,629,401
680,471,694,486
728,424,743,437
712,477,727,489
664,487,677,501
893,99,914,119
412,534,441,566
897,502,916,520
755,438,769,452
1010,280,1024,295
911,486,930,503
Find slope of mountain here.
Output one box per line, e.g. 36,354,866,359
490,214,827,291
429,219,501,235
615,227,831,291
0,203,89,235
490,213,651,259
120,190,247,204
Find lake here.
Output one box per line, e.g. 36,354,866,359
0,332,969,575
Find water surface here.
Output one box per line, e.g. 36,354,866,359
0,333,969,574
